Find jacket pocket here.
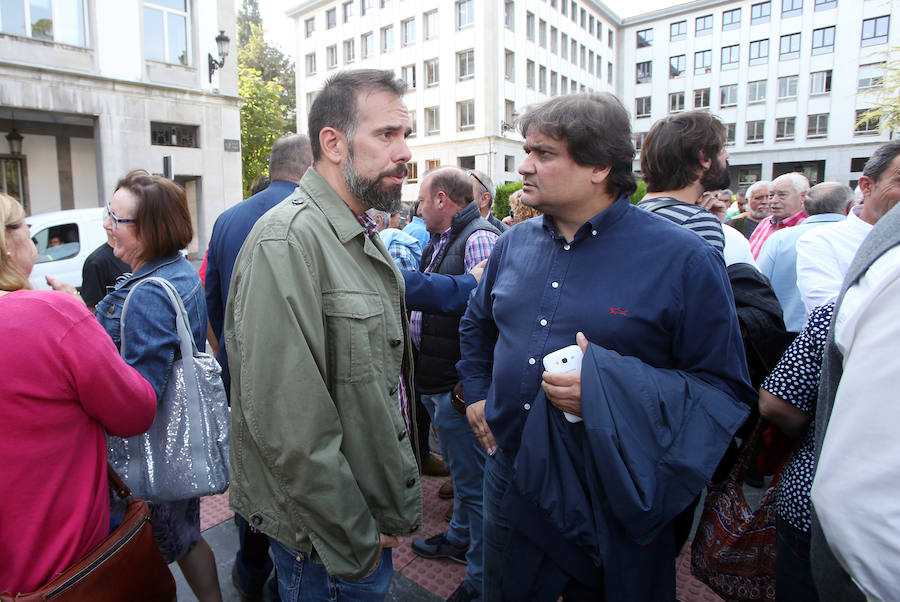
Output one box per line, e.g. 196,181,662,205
322,290,384,384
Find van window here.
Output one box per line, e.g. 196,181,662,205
33,223,81,264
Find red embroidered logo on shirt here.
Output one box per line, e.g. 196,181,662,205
609,307,628,316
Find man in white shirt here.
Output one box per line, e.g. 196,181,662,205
810,198,900,601
756,182,849,332
797,142,900,314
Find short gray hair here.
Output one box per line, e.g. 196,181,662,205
746,180,769,198
471,169,494,200
773,172,810,196
805,182,853,215
269,134,312,182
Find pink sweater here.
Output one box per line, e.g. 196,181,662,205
0,290,156,595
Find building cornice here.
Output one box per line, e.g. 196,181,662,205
621,0,737,26
0,60,242,106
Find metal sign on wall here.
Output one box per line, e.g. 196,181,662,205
224,139,240,152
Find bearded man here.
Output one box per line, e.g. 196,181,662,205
637,110,731,255
225,69,421,602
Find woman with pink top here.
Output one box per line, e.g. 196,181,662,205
0,192,157,596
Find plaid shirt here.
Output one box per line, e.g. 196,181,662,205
410,228,498,348
348,205,411,435
749,210,807,259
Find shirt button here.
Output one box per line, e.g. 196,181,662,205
251,514,263,526
592,230,597,236
406,477,417,488
551,281,559,288
540,319,548,326
528,358,536,365
390,338,402,347
524,403,531,410
564,244,571,250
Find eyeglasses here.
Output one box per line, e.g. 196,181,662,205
106,203,135,230
469,171,490,196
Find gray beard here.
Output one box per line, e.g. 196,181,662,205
343,150,404,213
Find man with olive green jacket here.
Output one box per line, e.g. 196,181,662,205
224,69,422,598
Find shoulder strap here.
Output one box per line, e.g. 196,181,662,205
120,276,197,362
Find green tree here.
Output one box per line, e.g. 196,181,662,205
239,66,287,197
237,0,296,195
856,48,900,136
493,181,523,219
630,180,647,204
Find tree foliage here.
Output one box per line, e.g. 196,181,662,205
237,0,296,196
493,181,523,219
239,66,286,198
856,47,900,135
630,180,647,204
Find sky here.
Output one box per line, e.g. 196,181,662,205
250,0,680,59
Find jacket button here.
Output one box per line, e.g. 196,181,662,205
410,524,419,533
390,338,402,347
406,477,416,488
390,385,399,396
251,514,263,526
107,305,115,314
398,431,407,441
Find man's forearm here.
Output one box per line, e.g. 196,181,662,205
402,270,476,314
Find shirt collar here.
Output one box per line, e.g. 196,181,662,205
774,209,808,229
540,195,630,242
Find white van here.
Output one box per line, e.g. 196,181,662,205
27,207,108,290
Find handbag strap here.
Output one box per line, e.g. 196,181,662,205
107,462,132,500
728,419,765,485
119,276,205,480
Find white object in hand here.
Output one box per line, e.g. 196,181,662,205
542,344,584,423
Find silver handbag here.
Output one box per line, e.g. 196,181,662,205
107,276,230,502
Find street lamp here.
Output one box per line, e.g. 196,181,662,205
208,30,231,83
5,128,23,155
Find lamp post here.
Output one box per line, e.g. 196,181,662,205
208,30,231,83
5,128,23,155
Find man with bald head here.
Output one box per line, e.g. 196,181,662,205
410,165,500,601
757,182,850,332
749,173,809,258
797,140,900,313
727,180,770,239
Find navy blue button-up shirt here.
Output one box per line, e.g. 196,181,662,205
458,196,755,453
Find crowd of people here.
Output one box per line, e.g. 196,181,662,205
2,66,899,602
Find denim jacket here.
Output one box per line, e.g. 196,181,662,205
95,255,206,399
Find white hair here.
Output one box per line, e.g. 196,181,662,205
746,180,769,198
772,172,810,196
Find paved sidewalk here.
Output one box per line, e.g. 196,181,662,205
172,473,758,601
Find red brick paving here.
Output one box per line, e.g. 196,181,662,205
199,479,722,601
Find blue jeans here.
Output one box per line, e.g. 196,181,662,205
481,447,515,602
269,538,393,601
776,516,819,602
422,391,486,593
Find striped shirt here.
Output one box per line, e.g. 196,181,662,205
637,197,725,254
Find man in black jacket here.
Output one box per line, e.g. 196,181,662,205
410,166,499,602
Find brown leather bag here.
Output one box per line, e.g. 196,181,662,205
0,465,176,602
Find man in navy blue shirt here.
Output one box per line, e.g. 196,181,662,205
205,133,312,600
458,93,755,601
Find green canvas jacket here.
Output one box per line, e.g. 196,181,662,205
225,168,422,580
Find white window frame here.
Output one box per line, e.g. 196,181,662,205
144,0,191,65
457,49,474,81
457,100,475,131
456,0,473,30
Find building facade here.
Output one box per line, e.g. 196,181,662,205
289,0,897,200
620,0,898,190
287,0,619,202
0,0,242,255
